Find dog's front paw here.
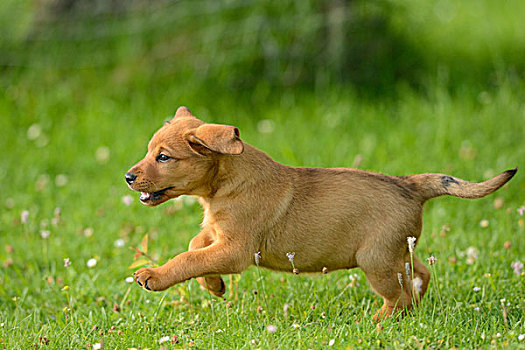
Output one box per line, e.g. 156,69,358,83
134,267,170,291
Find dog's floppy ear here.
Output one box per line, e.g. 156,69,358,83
186,124,244,155
173,106,194,119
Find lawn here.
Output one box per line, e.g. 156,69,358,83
1,0,525,349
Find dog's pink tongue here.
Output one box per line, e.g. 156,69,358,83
140,192,151,201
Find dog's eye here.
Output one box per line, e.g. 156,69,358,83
156,154,171,163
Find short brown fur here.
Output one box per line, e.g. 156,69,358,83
127,106,516,320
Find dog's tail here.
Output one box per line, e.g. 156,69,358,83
406,168,517,202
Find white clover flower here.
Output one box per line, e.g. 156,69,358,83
407,237,416,253
114,239,125,248
512,261,523,276
479,219,489,228
518,334,525,341
125,276,134,283
40,230,50,239
121,195,133,206
158,336,170,344
87,258,97,268
266,324,277,333
257,119,275,134
92,343,102,350
329,339,335,346
55,174,69,187
21,210,29,224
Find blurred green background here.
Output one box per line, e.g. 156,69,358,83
1,0,524,348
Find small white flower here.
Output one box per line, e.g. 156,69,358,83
254,252,261,265
479,219,489,228
473,286,481,292
329,339,335,346
495,333,502,338
64,258,71,267
412,277,423,293
292,323,300,329
518,206,525,216
512,261,523,276
40,230,50,239
92,343,102,350
407,237,416,253
266,324,277,333
146,299,150,304
518,334,525,341
286,252,295,263
27,123,42,140
125,276,134,283
257,119,275,134
0,322,4,327
397,273,404,288
158,336,170,344
21,210,29,224
55,174,69,187
121,195,133,206
114,239,125,248
87,258,97,268
426,256,438,266
474,307,480,311
405,262,411,279
95,146,110,164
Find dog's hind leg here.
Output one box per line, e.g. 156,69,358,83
357,252,413,321
406,255,430,304
189,231,226,297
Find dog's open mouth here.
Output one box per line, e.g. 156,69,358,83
139,187,174,203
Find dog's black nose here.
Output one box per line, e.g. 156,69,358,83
125,172,137,185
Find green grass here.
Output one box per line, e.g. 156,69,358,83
1,0,525,347
0,72,524,349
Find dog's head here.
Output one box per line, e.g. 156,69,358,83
125,106,244,206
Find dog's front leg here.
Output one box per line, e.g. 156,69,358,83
134,240,250,291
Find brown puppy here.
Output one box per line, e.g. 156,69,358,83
126,106,516,319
